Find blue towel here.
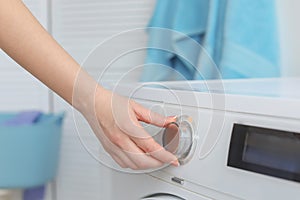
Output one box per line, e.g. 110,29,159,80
2,111,45,200
220,0,280,78
142,0,280,81
141,0,209,81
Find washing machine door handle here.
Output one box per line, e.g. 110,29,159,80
142,193,184,200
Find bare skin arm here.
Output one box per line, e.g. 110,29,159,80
0,0,77,103
0,0,179,169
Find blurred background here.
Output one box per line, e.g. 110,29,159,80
0,0,300,200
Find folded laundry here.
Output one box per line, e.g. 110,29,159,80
23,185,45,200
2,111,42,126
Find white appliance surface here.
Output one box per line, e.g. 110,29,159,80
104,78,300,200
112,78,300,119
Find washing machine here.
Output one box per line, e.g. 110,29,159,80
101,78,300,200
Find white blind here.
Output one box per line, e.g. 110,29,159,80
0,0,49,112
52,1,155,199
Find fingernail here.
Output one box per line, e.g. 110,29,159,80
168,115,177,122
171,160,180,167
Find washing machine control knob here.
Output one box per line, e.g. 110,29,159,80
162,115,195,165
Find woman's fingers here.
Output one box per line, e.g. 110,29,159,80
118,104,180,167
109,118,179,168
93,90,180,170
131,136,179,167
133,101,176,127
110,133,164,169
110,154,127,168
110,151,139,170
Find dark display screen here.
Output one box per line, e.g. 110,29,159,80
228,124,300,182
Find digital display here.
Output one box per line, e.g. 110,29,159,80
243,129,300,173
228,124,300,182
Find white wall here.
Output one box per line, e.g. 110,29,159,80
277,0,300,76
51,1,156,199
0,0,49,112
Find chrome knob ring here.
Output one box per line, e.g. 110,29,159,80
162,115,195,165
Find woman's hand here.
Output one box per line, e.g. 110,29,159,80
86,87,179,170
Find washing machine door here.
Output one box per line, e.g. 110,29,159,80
142,194,184,200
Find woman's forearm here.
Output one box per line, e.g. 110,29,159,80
0,0,94,108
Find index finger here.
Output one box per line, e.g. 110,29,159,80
131,135,179,167
133,102,177,127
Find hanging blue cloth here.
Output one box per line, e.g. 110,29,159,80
141,0,280,81
220,0,280,78
140,0,209,81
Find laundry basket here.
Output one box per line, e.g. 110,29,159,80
0,113,64,188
